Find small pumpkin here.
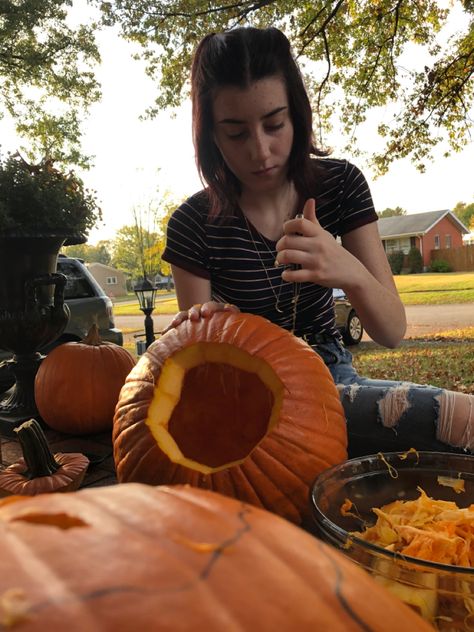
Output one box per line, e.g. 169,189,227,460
0,418,89,496
0,484,431,631
35,324,136,435
113,311,348,524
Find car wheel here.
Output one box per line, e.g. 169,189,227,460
342,310,363,345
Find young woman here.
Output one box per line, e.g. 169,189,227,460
162,26,473,458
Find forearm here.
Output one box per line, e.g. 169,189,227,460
342,261,406,348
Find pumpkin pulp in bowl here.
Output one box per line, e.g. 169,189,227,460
310,451,474,630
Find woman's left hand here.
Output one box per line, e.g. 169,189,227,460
275,198,363,289
160,301,240,335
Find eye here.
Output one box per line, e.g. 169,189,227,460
227,130,247,140
265,122,285,133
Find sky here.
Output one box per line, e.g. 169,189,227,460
1,3,473,244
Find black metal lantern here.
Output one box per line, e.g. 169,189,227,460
133,277,157,349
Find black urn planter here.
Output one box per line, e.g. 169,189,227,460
0,234,71,436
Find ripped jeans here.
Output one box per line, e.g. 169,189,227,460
313,339,471,459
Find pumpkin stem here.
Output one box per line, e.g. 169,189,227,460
14,419,60,479
83,323,102,346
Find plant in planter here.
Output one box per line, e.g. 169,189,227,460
0,151,103,434
0,151,101,240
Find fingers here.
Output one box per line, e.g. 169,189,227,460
200,301,240,316
159,302,239,335
302,198,317,223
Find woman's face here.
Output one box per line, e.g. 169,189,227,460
212,76,294,194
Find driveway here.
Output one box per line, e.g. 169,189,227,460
116,302,473,345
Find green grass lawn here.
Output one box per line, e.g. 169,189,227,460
113,272,474,315
395,272,474,304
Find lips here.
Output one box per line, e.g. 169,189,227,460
252,166,276,176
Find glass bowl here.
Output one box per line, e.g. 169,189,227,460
310,451,474,630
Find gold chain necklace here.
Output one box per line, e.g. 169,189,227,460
243,212,285,312
243,212,302,333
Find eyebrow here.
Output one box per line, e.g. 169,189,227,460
217,106,287,125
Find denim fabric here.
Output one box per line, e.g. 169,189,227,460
311,339,460,459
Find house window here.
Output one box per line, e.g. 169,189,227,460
106,276,118,285
445,234,452,248
385,238,411,255
434,235,440,249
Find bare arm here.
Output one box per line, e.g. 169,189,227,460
171,264,212,310
340,223,406,347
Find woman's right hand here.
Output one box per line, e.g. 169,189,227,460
160,301,240,335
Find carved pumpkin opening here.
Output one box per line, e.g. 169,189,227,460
11,513,88,529
146,342,284,473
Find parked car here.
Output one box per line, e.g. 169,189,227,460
333,288,364,345
0,255,123,392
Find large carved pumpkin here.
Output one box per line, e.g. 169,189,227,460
113,311,347,524
0,484,431,631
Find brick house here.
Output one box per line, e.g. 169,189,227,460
378,210,469,270
87,263,128,298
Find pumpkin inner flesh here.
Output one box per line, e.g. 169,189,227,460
146,343,284,473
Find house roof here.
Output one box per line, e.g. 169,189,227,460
87,262,122,273
378,210,469,238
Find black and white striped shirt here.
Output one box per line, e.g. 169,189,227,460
162,159,378,341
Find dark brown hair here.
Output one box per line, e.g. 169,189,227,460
191,27,326,218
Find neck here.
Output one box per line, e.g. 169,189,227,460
240,181,298,241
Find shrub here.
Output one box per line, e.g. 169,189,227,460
388,250,405,275
407,247,423,274
0,152,102,239
430,259,452,273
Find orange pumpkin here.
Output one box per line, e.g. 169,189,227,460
0,419,89,496
113,311,347,524
35,324,136,434
0,484,431,631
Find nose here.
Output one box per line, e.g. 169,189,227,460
249,129,271,163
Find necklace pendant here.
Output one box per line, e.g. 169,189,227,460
275,305,284,314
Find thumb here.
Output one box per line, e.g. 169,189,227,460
302,198,318,224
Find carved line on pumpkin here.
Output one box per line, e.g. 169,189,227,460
313,539,375,632
10,513,88,530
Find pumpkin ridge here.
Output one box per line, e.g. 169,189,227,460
208,467,238,501
215,466,266,509
249,448,307,513
227,464,264,508
273,425,347,463
263,433,334,479
232,462,269,510
239,458,300,522
251,443,309,494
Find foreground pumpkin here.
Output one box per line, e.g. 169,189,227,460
35,324,136,434
113,311,347,524
0,484,431,631
0,419,89,496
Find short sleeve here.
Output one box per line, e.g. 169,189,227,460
338,162,378,235
162,197,211,280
